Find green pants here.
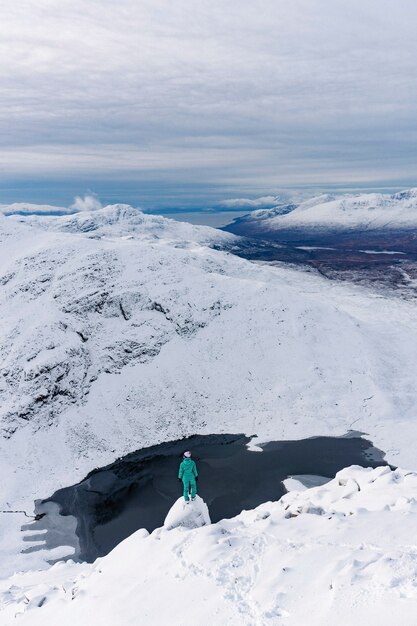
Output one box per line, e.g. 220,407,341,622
182,477,197,501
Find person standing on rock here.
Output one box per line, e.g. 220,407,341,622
178,451,198,503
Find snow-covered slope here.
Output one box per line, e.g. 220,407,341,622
0,205,236,439
2,465,417,626
228,189,417,233
1,203,417,577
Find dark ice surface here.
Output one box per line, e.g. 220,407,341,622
30,433,390,563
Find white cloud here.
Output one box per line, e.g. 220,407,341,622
0,203,71,215
217,196,281,209
0,195,103,215
70,195,102,212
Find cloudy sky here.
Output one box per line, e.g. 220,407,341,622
1,0,417,209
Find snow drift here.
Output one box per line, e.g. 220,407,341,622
164,495,211,530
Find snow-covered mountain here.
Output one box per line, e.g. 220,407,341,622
1,203,417,587
12,203,236,241
2,465,417,625
225,189,417,235
0,205,236,438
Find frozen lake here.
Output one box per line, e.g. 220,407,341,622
30,433,390,563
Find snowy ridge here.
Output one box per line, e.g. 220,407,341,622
236,188,417,231
2,465,417,625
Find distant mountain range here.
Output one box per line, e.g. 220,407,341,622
224,189,417,241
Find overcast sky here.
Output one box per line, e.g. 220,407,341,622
1,0,417,208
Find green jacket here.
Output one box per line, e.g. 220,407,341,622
178,458,198,480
